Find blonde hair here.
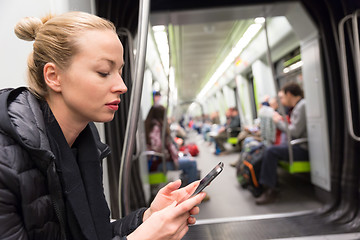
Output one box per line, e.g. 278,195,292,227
14,12,116,99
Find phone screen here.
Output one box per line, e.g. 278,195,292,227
191,162,224,197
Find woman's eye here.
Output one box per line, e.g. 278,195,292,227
98,72,110,77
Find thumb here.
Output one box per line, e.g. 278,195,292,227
161,179,182,195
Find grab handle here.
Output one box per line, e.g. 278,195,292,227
338,13,360,141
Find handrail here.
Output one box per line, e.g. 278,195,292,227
141,150,165,158
338,13,360,141
290,138,308,146
118,0,150,218
352,10,360,89
263,17,294,165
118,28,143,162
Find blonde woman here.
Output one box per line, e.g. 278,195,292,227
0,12,205,240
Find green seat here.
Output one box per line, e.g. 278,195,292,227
226,127,242,146
142,151,169,185
149,172,168,185
278,138,311,174
278,160,310,174
227,137,238,145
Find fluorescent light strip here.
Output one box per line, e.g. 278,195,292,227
196,23,263,101
283,60,303,73
152,25,170,75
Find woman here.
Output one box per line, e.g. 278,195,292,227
145,105,198,185
0,12,205,240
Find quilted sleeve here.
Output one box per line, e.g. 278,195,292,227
0,136,29,240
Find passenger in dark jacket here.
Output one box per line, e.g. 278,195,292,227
213,107,241,154
0,11,205,240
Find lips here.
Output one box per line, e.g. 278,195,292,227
107,100,121,105
105,100,120,111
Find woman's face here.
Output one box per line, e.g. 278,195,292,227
58,29,127,123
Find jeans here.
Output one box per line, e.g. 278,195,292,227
158,157,198,184
259,144,308,188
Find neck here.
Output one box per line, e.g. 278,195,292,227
46,96,87,147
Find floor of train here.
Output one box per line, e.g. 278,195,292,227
179,130,360,239
183,130,322,220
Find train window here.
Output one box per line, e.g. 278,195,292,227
275,47,304,88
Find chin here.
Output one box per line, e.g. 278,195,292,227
94,113,116,123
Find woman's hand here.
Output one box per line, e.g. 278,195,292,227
128,192,206,240
143,180,201,223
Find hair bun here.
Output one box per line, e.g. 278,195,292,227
14,17,43,41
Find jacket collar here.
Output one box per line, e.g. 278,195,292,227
0,87,110,169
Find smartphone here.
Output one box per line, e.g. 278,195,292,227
191,162,224,197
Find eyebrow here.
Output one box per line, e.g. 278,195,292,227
99,58,125,70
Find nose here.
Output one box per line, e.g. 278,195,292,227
112,74,128,94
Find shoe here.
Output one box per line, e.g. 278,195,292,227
214,148,222,155
230,160,238,168
255,188,278,205
218,151,229,156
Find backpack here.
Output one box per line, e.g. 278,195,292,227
237,144,266,197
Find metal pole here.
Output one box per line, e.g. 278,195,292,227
161,27,171,174
118,0,150,217
263,17,294,164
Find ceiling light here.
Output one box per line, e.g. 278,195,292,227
152,25,165,32
196,23,263,101
152,26,170,75
283,60,303,74
255,17,265,24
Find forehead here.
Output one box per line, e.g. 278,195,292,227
74,29,124,63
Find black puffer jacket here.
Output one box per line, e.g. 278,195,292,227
0,88,145,240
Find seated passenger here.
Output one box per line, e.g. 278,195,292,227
201,118,212,142
256,82,308,205
145,105,199,185
229,98,277,168
213,107,241,154
258,96,284,146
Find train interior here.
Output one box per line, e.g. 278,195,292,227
144,1,330,216
98,0,360,239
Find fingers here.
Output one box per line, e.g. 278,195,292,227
175,192,206,215
187,216,196,225
164,202,191,238
177,180,200,200
189,206,200,215
159,179,182,195
184,180,200,195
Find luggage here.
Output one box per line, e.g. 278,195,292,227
237,143,265,197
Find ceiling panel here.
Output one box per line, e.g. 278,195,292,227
169,19,252,103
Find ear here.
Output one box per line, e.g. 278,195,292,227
43,62,62,93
